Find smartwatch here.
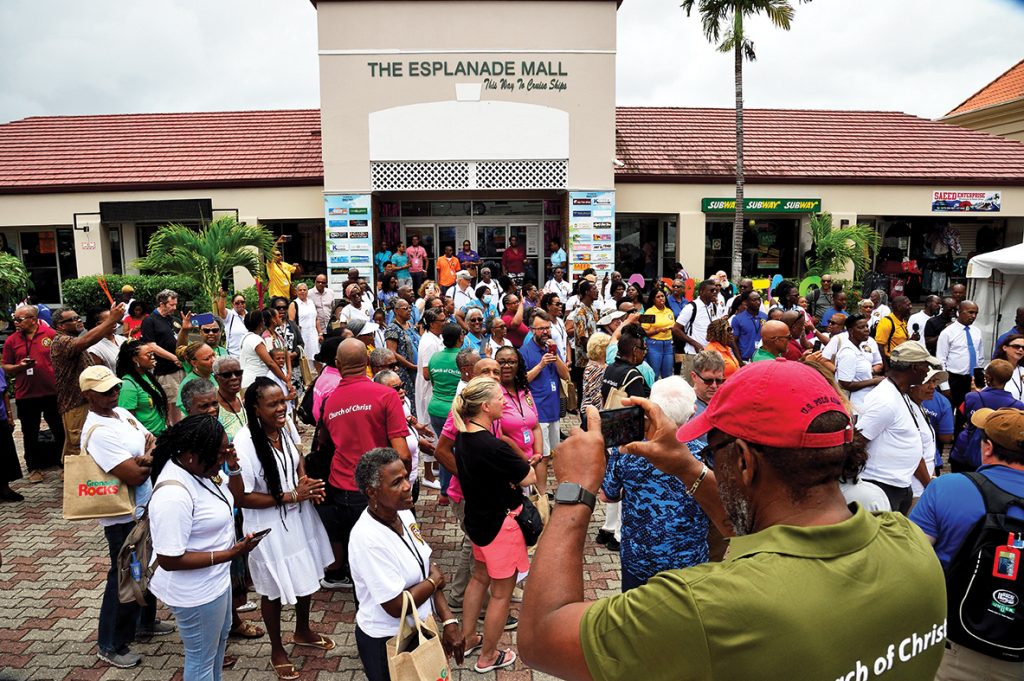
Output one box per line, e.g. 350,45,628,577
553,482,597,511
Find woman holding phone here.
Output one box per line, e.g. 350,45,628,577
229,377,334,680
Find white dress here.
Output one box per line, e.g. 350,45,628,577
293,297,320,359
234,422,333,604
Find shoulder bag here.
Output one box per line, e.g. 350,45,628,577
387,591,451,681
62,424,136,521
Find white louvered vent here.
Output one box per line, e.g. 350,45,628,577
475,160,568,190
370,160,568,191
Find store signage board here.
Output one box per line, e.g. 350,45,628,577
568,191,615,281
701,198,821,213
931,190,1000,213
325,194,375,292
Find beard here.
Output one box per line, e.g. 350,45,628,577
718,475,754,536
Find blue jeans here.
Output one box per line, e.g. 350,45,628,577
168,586,232,681
646,338,674,380
430,414,452,495
99,521,155,654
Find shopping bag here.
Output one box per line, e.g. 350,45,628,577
560,378,578,413
298,347,315,387
387,591,451,681
62,426,134,521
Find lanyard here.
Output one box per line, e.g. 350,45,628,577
888,378,920,430
174,459,232,511
398,522,427,579
1010,369,1024,400
504,385,526,420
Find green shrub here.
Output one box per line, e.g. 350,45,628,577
61,275,211,316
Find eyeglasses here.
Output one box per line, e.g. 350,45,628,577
217,370,244,378
694,374,726,386
496,358,518,366
59,316,81,324
531,325,551,332
96,385,121,396
12,316,33,323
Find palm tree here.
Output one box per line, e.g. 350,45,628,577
804,212,880,279
680,0,809,281
133,217,276,310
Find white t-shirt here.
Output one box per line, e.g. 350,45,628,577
911,404,935,498
88,336,125,373
550,317,569,359
821,331,845,362
488,336,512,356
224,309,247,358
544,278,571,299
834,337,878,411
341,304,370,324
1008,365,1024,402
148,461,235,608
401,398,420,484
675,300,726,354
839,480,891,512
907,311,933,347
856,379,926,488
83,408,153,527
240,332,270,389
349,509,434,637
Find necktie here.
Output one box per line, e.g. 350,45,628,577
965,325,977,374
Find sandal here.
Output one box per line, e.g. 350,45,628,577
222,655,238,670
229,621,265,639
474,648,516,673
293,634,336,651
465,633,483,657
272,662,301,680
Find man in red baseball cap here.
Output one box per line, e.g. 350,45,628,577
519,359,946,681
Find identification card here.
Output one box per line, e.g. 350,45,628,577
550,381,557,392
522,429,532,445
993,534,1020,581
25,368,33,376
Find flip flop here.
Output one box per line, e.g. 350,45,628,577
465,633,483,657
222,655,238,670
474,648,516,673
272,662,300,680
293,634,336,651
229,621,265,639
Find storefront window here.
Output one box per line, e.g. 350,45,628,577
401,202,430,217
705,218,799,278
616,216,659,282
473,201,542,217
431,201,472,217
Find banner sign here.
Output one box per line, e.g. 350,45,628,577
568,191,615,281
325,194,374,292
702,198,821,213
931,190,1001,213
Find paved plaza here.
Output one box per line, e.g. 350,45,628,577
0,421,620,681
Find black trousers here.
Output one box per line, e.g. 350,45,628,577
15,395,64,471
948,373,972,436
862,479,913,516
0,422,22,484
356,625,393,681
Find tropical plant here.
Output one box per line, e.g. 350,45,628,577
681,0,810,281
0,252,33,322
61,275,208,316
804,212,880,279
132,217,276,311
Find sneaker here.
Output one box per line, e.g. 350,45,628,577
137,620,176,638
606,538,620,552
28,470,44,484
320,575,354,590
511,586,524,603
504,615,518,631
235,600,257,613
594,529,614,545
421,478,441,490
98,649,141,669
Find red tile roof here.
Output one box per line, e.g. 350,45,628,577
3,106,1024,193
0,110,324,194
946,59,1024,117
615,107,1024,185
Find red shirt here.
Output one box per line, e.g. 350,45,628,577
784,339,804,361
1,325,57,400
502,246,526,274
502,314,529,348
323,375,409,491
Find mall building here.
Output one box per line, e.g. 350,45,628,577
2,0,1024,304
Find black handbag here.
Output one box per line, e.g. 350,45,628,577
304,402,334,481
513,494,544,546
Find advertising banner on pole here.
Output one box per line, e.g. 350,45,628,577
324,194,374,292
568,191,615,282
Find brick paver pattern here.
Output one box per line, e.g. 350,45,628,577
0,419,621,680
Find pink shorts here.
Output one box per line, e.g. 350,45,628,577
472,510,530,580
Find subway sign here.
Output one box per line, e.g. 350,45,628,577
702,198,822,213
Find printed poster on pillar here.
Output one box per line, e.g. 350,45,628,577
325,194,375,291
568,191,615,282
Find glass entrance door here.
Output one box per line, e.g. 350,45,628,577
476,223,538,281
403,224,460,282
19,230,62,303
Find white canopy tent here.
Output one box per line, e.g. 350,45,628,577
966,242,1024,356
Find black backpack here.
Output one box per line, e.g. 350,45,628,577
944,472,1024,661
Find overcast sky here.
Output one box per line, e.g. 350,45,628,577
2,0,1023,125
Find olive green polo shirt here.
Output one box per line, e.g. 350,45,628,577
581,505,946,681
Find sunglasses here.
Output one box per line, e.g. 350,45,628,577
695,374,726,386
96,385,121,396
697,435,737,464
1008,344,1024,350
274,306,287,311
200,326,220,333
217,370,244,378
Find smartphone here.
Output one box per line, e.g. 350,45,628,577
639,314,656,324
278,234,294,243
582,406,645,449
547,341,557,355
250,528,272,540
191,312,215,327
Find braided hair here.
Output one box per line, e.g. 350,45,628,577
243,376,287,506
116,341,167,420
150,415,226,482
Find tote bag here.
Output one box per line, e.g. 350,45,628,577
62,425,135,521
387,591,451,681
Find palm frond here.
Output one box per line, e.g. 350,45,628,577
805,212,881,277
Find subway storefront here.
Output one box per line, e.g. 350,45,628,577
702,197,822,276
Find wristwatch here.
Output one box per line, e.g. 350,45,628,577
553,482,597,511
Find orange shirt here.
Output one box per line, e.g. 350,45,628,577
437,255,460,287
705,341,740,378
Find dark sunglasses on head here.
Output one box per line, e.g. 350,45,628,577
217,370,244,378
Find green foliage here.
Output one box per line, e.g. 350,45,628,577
132,217,276,313
804,212,880,279
0,253,33,321
61,275,209,316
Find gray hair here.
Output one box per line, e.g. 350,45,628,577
373,370,400,385
369,347,395,367
347,318,366,337
212,356,239,375
650,376,697,427
456,348,480,371
354,447,400,494
871,289,889,306
17,304,38,318
692,350,725,375
465,307,484,321
180,377,216,413
156,289,178,305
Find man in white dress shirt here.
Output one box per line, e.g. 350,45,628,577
936,300,985,434
309,275,336,334
446,271,475,312
908,295,940,349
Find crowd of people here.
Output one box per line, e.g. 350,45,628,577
2,252,1024,680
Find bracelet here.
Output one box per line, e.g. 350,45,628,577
210,550,215,566
441,618,459,628
291,490,299,503
226,466,242,477
686,464,709,497
425,577,439,592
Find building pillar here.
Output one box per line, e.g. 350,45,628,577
677,211,706,281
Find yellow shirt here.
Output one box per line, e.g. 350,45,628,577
874,313,908,357
642,305,675,341
266,259,296,299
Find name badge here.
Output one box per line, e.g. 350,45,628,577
25,368,33,376
550,381,557,392
522,429,532,445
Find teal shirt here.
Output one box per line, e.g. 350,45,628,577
606,342,655,387
427,347,462,419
